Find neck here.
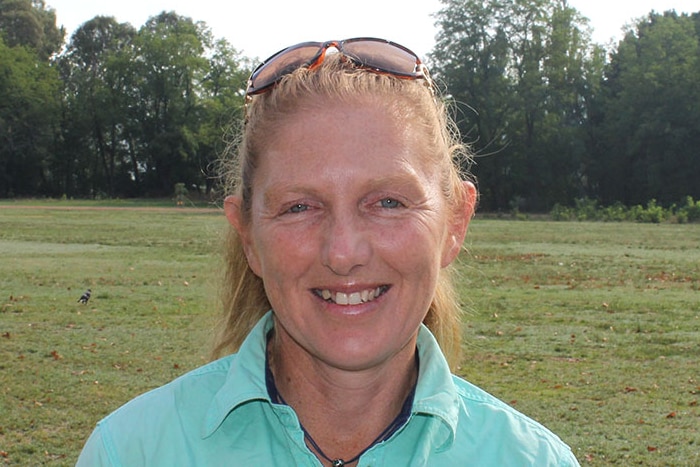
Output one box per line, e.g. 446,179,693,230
267,328,419,464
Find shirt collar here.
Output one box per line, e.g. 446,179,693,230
413,324,462,450
202,312,462,448
202,311,274,438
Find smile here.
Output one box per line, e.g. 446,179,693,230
314,286,389,305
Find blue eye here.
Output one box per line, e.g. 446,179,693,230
380,198,402,208
288,204,308,213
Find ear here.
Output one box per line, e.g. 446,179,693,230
224,195,262,276
441,181,477,268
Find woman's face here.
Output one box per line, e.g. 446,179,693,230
226,97,475,372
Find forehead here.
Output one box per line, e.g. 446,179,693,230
253,98,436,183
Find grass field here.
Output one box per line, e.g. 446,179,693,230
1,202,698,465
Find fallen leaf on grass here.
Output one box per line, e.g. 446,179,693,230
50,350,62,360
647,446,658,452
44,452,67,461
81,343,98,353
624,386,638,393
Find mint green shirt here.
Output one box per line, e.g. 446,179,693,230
77,312,579,466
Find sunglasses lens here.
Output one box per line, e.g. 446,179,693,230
246,39,426,98
342,40,419,76
249,43,323,94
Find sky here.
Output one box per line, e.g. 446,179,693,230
46,0,699,61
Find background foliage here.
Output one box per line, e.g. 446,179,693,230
1,0,699,208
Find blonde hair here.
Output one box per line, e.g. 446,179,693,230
213,55,473,370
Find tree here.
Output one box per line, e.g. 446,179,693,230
0,0,64,59
129,11,211,196
0,37,60,196
592,11,700,205
57,16,137,197
51,11,250,199
0,6,254,199
197,37,249,194
432,0,600,211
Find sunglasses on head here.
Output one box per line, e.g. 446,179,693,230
246,37,432,97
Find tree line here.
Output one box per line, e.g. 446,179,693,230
1,0,699,211
1,1,248,199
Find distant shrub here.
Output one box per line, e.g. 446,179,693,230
549,197,700,223
599,202,630,222
550,203,574,221
573,197,599,221
678,196,700,222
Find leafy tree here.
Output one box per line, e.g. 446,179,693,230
432,0,601,211
592,11,700,205
0,37,60,196
129,11,211,196
57,16,137,197
197,37,249,194
50,11,250,199
0,0,64,59
431,0,514,209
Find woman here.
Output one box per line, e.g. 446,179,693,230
78,38,579,466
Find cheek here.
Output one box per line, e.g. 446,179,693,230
374,220,446,271
252,226,317,279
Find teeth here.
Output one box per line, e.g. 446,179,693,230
336,292,349,305
317,286,385,305
348,292,362,305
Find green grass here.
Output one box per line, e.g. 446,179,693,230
1,205,698,465
458,221,700,465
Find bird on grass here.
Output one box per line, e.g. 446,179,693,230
78,289,92,304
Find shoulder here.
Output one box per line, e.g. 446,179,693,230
449,375,579,465
77,313,276,466
110,356,233,421
77,356,235,466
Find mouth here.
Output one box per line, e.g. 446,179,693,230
313,285,389,306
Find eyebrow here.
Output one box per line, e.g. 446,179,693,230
260,170,429,207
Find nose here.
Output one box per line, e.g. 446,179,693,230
321,212,372,276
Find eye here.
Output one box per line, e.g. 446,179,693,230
287,203,308,214
379,198,403,209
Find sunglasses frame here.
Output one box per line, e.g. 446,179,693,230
246,37,432,97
